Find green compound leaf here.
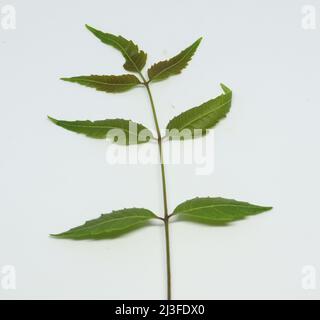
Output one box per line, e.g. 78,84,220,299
86,24,147,73
166,84,232,140
48,117,154,145
148,38,202,82
172,197,272,225
51,208,157,239
61,74,141,93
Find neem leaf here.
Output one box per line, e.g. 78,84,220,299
172,197,272,224
166,84,232,140
86,24,147,73
48,117,154,145
148,38,202,82
61,74,141,93
51,208,157,239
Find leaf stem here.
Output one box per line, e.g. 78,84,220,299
164,217,172,300
142,77,172,300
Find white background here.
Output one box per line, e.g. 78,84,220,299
1,0,320,300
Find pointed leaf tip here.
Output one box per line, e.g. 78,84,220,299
197,37,203,44
220,83,232,94
85,24,97,33
47,116,58,124
50,233,60,238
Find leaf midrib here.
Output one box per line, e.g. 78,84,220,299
76,78,139,87
106,35,142,73
150,43,197,80
176,203,260,214
69,214,153,233
58,122,147,136
170,97,232,130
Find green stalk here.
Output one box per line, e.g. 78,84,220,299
140,76,172,300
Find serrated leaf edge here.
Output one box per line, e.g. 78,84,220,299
172,196,273,216
61,75,142,87
148,37,202,82
51,208,158,238
166,83,232,131
47,116,154,139
85,24,147,73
